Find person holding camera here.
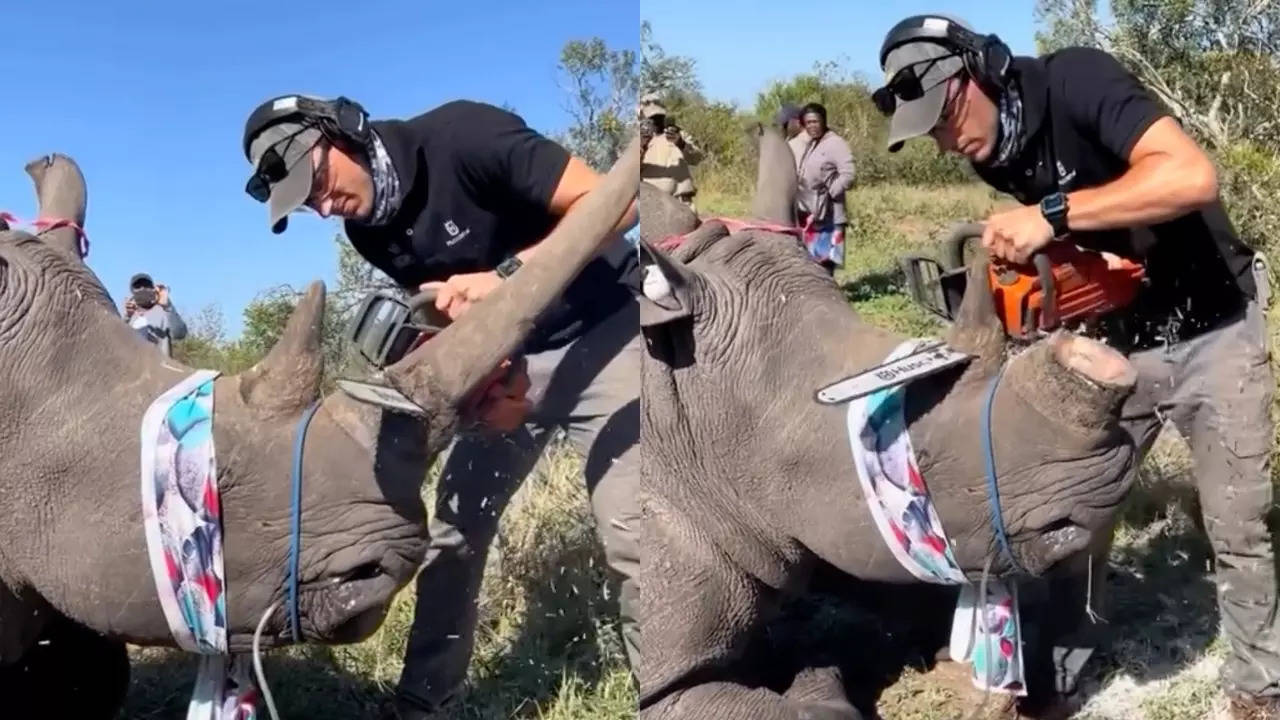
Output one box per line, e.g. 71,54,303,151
639,95,703,211
123,273,187,357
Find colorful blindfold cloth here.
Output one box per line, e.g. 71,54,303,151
846,339,1027,696
872,53,961,116
140,369,262,719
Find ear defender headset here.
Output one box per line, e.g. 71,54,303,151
241,94,371,202
242,94,370,160
873,15,1013,116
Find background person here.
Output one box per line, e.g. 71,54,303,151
122,273,186,357
639,96,704,211
793,102,856,274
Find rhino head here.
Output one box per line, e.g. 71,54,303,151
0,137,639,659
633,123,1137,579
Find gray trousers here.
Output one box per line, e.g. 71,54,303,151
1034,256,1280,699
396,302,641,709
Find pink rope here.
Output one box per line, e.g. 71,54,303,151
0,211,89,258
657,216,803,251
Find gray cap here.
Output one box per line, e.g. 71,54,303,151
129,272,154,288
881,17,971,153
246,121,323,233
775,103,801,126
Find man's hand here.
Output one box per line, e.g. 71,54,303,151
981,205,1056,264
420,271,503,320
472,358,532,433
123,297,137,318
156,284,170,307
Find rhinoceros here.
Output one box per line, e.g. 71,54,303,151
0,136,639,718
633,124,1140,719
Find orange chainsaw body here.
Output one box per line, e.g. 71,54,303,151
988,242,1147,339
898,223,1148,341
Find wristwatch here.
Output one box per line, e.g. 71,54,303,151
1039,192,1070,238
495,255,523,279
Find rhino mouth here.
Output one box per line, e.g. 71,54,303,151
299,547,420,644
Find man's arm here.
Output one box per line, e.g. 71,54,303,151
825,136,857,197
1062,116,1218,231
512,155,638,265
424,105,638,318
1059,46,1218,230
981,47,1219,263
677,134,705,165
165,304,188,341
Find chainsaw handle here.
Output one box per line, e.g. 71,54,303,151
941,222,988,270
941,221,1060,332
404,287,453,334
405,287,439,314
1033,252,1059,331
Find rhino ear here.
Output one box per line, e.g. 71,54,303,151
25,153,89,262
239,281,326,418
944,247,1007,376
637,238,698,327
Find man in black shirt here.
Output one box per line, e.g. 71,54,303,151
241,94,641,717
876,14,1278,717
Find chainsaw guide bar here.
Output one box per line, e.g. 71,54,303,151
814,341,975,405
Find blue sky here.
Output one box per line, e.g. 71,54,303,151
0,1,636,338
642,1,1044,108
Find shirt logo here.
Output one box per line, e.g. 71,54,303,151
1056,161,1077,188
443,219,472,246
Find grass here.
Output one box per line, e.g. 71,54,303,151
124,179,1277,719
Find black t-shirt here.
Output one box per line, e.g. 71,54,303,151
971,47,1258,348
344,100,639,354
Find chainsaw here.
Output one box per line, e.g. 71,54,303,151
334,288,523,418
814,222,1146,405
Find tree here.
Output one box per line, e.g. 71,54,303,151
555,37,639,170
639,20,702,103
1035,0,1280,246
1036,0,1280,150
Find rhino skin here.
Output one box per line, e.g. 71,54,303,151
634,124,1139,719
0,137,639,717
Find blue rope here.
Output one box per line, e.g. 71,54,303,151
287,399,322,642
981,362,1025,575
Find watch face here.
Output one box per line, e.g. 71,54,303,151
497,257,522,277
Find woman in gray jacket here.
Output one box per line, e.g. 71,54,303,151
794,103,856,274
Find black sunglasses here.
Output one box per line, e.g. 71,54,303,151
871,54,961,116
244,129,316,203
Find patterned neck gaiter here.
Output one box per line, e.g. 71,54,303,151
358,129,403,226
987,80,1026,169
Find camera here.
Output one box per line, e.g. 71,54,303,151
132,287,158,308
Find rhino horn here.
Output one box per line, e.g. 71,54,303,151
944,245,1008,379
239,281,326,418
750,122,797,227
24,153,88,261
1007,332,1137,432
383,135,641,414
